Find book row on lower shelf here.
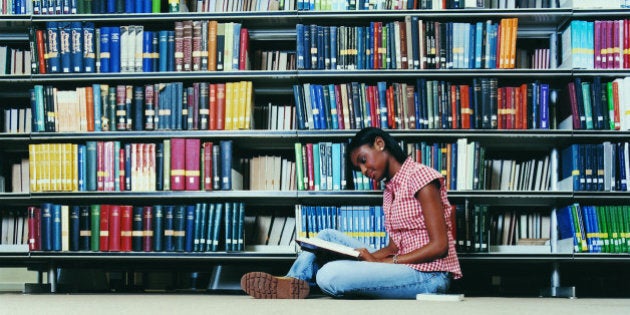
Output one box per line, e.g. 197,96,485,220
2,202,628,255
557,203,630,254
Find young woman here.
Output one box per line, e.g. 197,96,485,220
241,127,461,299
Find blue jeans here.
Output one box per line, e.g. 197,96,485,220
286,229,451,299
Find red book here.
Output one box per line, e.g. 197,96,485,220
36,29,47,74
625,20,630,69
97,141,105,191
28,206,41,251
85,86,95,131
209,83,217,130
203,142,213,191
566,82,581,129
613,20,621,69
368,86,378,128
99,205,110,252
386,86,395,128
305,143,314,191
406,84,416,129
174,21,184,71
170,138,186,191
497,87,505,129
192,21,202,71
142,206,153,252
239,28,249,70
120,205,133,252
119,147,126,191
460,85,471,129
334,84,345,129
185,138,201,191
183,20,193,71
146,143,156,191
216,83,226,130
108,205,121,252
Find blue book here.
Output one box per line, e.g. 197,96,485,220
126,0,135,12
296,24,305,69
539,83,550,129
82,23,95,73
309,84,320,129
86,141,97,190
79,206,91,251
155,142,164,191
204,203,215,251
40,203,53,251
330,26,337,69
220,140,232,190
52,204,62,251
132,206,143,251
211,203,223,252
304,24,313,69
230,203,239,251
123,143,132,190
313,143,321,190
327,84,338,129
174,82,183,130
167,31,175,71
173,205,186,252
113,141,120,191
70,22,83,73
158,30,168,72
92,84,102,131
143,31,153,72
59,22,73,73
184,205,195,252
357,26,364,70
107,0,115,12
474,22,483,69
332,143,341,190
143,0,151,12
236,203,244,251
69,206,80,251
618,143,627,191
163,205,175,251
152,205,164,251
232,23,241,70
133,86,144,131
77,144,86,191
377,81,388,128
193,203,203,252
559,144,581,191
109,26,121,73
99,27,111,73
292,85,305,129
46,22,61,73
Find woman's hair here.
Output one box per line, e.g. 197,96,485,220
347,127,408,166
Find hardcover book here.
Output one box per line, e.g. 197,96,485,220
295,237,360,259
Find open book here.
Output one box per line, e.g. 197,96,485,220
295,237,360,259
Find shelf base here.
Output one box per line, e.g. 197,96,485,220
23,283,51,293
539,286,577,298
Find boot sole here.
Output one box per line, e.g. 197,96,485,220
240,272,309,299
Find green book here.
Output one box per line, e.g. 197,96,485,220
90,204,100,252
294,143,304,191
86,141,97,191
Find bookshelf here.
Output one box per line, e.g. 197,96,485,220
1,3,629,296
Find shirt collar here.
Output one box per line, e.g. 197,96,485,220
385,157,412,190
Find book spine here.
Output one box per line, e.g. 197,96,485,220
220,140,232,190
142,206,153,251
132,206,143,251
120,205,133,252
90,204,100,251
185,138,201,190
170,138,186,190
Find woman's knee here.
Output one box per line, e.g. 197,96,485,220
315,262,345,297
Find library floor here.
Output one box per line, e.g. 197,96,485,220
2,293,630,315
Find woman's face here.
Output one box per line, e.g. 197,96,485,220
350,138,388,182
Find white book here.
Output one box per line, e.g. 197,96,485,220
416,293,464,302
295,237,360,259
266,216,286,246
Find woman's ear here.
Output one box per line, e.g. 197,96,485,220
373,136,385,152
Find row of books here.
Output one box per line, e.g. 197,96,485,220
31,81,254,132
2,107,32,134
566,77,629,131
0,209,28,246
296,18,518,70
293,79,555,131
559,142,628,192
295,205,388,250
26,0,160,14
296,0,560,10
25,202,246,252
189,0,297,12
27,139,238,192
403,139,552,192
294,142,358,191
250,214,296,246
0,46,31,75
557,203,630,253
560,19,630,70
455,202,553,253
34,20,250,74
9,159,29,193
254,50,297,71
253,103,296,130
248,155,296,191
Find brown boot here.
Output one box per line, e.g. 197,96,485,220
240,272,309,299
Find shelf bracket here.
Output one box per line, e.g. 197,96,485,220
539,262,576,298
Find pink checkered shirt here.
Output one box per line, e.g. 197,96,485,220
383,158,462,279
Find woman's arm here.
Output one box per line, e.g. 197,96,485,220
385,180,449,265
356,239,398,262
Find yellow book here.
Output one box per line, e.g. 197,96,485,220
72,144,78,191
238,81,247,129
28,144,37,192
244,81,253,129
225,82,234,129
224,22,234,72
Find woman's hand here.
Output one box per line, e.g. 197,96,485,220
356,248,377,262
